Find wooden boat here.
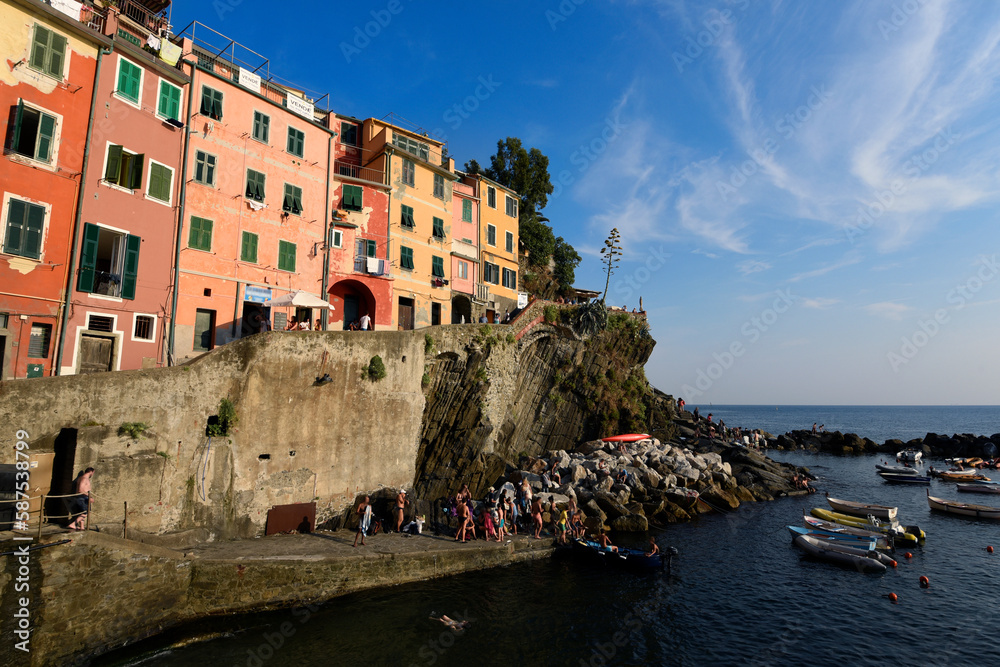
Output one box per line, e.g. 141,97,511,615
935,471,991,482
787,525,889,550
792,534,887,573
570,538,664,570
897,449,923,463
957,483,1000,495
827,497,898,521
810,508,925,544
878,472,931,485
927,491,1000,519
875,464,918,474
602,433,650,443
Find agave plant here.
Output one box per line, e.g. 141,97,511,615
575,300,608,336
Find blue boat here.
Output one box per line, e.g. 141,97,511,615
571,538,668,571
786,525,885,550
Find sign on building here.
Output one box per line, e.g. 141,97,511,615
238,68,262,93
244,285,272,304
286,93,314,120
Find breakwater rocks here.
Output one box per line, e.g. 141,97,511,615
493,435,810,532
771,429,1000,459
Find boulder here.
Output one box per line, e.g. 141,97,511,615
611,513,648,532
699,486,740,511
702,452,723,469
596,476,614,492
583,499,607,523
641,468,663,489
569,464,589,483
594,491,629,520
576,440,606,456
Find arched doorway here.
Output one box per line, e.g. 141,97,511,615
328,279,377,330
451,294,472,324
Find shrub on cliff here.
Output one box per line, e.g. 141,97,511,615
368,355,387,381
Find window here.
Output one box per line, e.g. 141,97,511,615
77,223,140,299
432,217,444,239
245,169,266,202
278,240,296,272
502,267,517,290
188,216,213,251
483,261,499,285
9,101,56,164
115,57,142,105
457,261,468,280
400,204,414,229
487,186,496,208
194,151,216,186
433,173,444,199
104,144,144,189
506,231,514,254
432,256,445,278
241,231,258,263
392,132,429,160
87,314,114,332
486,224,496,246
401,158,415,186
3,198,45,260
506,195,518,218
462,199,472,222
157,80,182,122
133,314,155,342
341,122,358,146
146,161,173,204
29,25,67,79
330,229,343,249
400,246,414,270
287,127,304,157
342,184,362,211
282,184,303,215
359,239,376,257
252,111,269,143
28,324,51,358
200,86,223,120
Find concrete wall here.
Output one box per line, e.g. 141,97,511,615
0,330,427,538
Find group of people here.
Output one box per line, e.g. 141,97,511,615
352,488,408,546
251,312,373,333
478,310,511,324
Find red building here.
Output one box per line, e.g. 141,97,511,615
0,0,109,379
326,113,393,329
60,0,189,374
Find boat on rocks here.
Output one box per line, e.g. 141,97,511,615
601,433,650,443
927,491,1000,519
570,537,668,571
791,534,888,573
826,497,898,521
897,449,923,463
810,508,925,544
878,472,931,485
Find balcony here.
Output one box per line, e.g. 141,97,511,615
335,160,384,185
474,283,490,304
354,256,391,278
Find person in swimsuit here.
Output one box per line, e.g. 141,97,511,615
531,496,543,538
557,510,569,544
432,615,471,631
395,490,408,532
598,529,618,553
353,495,371,547
645,536,659,557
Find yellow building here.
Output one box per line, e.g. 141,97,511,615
361,118,454,329
473,174,520,319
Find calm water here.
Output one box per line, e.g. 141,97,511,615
99,451,1000,667
688,405,1000,443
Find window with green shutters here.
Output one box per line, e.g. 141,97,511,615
29,25,67,79
194,151,216,186
116,57,142,104
278,240,296,272
487,224,496,246
104,145,144,189
282,184,303,215
146,162,173,203
10,101,56,164
432,256,444,278
340,122,358,146
241,231,258,263
245,169,266,202
400,246,414,270
483,261,499,285
400,204,415,229
200,86,223,120
462,199,472,222
401,159,415,186
287,127,304,157
432,217,444,239
506,231,514,253
188,216,213,251
76,223,140,299
502,267,517,290
343,185,362,211
157,80,182,121
3,198,45,260
433,174,444,199
252,111,270,143
365,239,376,257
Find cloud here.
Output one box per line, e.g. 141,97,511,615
789,253,863,283
692,248,720,259
801,297,840,309
736,259,772,275
865,301,913,320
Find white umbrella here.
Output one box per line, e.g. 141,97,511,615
265,289,334,310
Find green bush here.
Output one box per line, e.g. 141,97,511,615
543,305,559,324
118,422,149,439
368,355,387,381
421,372,431,388
424,334,435,354
207,398,239,438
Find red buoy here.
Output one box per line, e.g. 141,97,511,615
919,576,930,588
888,592,898,602
905,552,913,559
988,546,994,553
889,560,897,568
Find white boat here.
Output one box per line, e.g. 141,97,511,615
927,491,1000,519
875,464,918,475
897,449,923,463
792,534,888,573
956,483,1000,495
827,497,898,522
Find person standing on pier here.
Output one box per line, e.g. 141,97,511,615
353,495,371,547
68,467,94,530
395,489,408,532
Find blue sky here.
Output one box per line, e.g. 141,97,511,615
172,1,1000,405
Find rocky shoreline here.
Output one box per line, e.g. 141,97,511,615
768,428,1000,460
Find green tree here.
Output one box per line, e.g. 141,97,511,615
553,236,581,292
463,159,482,175
484,138,554,216
519,214,556,268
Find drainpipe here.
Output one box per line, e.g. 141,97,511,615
321,130,333,330
167,57,197,365
55,45,111,376
385,147,395,328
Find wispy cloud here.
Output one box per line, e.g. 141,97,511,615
865,301,913,320
789,253,863,283
802,297,840,309
737,259,772,275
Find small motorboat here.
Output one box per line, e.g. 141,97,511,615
810,508,925,544
897,449,923,463
804,516,886,541
957,483,1000,495
876,464,919,475
878,472,931,485
570,538,665,571
792,534,888,573
827,497,898,521
787,525,890,550
927,491,1000,519
935,471,991,482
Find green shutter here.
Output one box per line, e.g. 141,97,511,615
36,113,55,163
149,164,171,202
279,241,296,272
105,145,123,183
200,88,213,116
30,26,49,71
159,82,180,120
462,199,472,222
4,199,25,256
129,153,144,190
212,92,223,120
241,232,257,263
400,246,413,270
118,60,140,102
432,256,444,277
366,239,376,257
433,217,444,238
78,222,100,292
23,203,44,260
11,100,24,156
47,32,66,78
189,217,212,251
120,235,140,300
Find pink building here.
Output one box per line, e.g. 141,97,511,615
60,1,189,374
170,23,332,357
450,175,479,323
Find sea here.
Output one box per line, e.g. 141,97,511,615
96,406,1000,667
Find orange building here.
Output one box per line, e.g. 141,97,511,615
170,23,332,358
471,174,521,320
0,0,108,379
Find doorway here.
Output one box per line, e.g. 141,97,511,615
193,309,216,351
78,334,114,373
398,297,414,330
241,303,270,337
431,302,441,326
343,295,359,330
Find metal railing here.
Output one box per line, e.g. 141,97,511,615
119,0,169,33
335,160,385,184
